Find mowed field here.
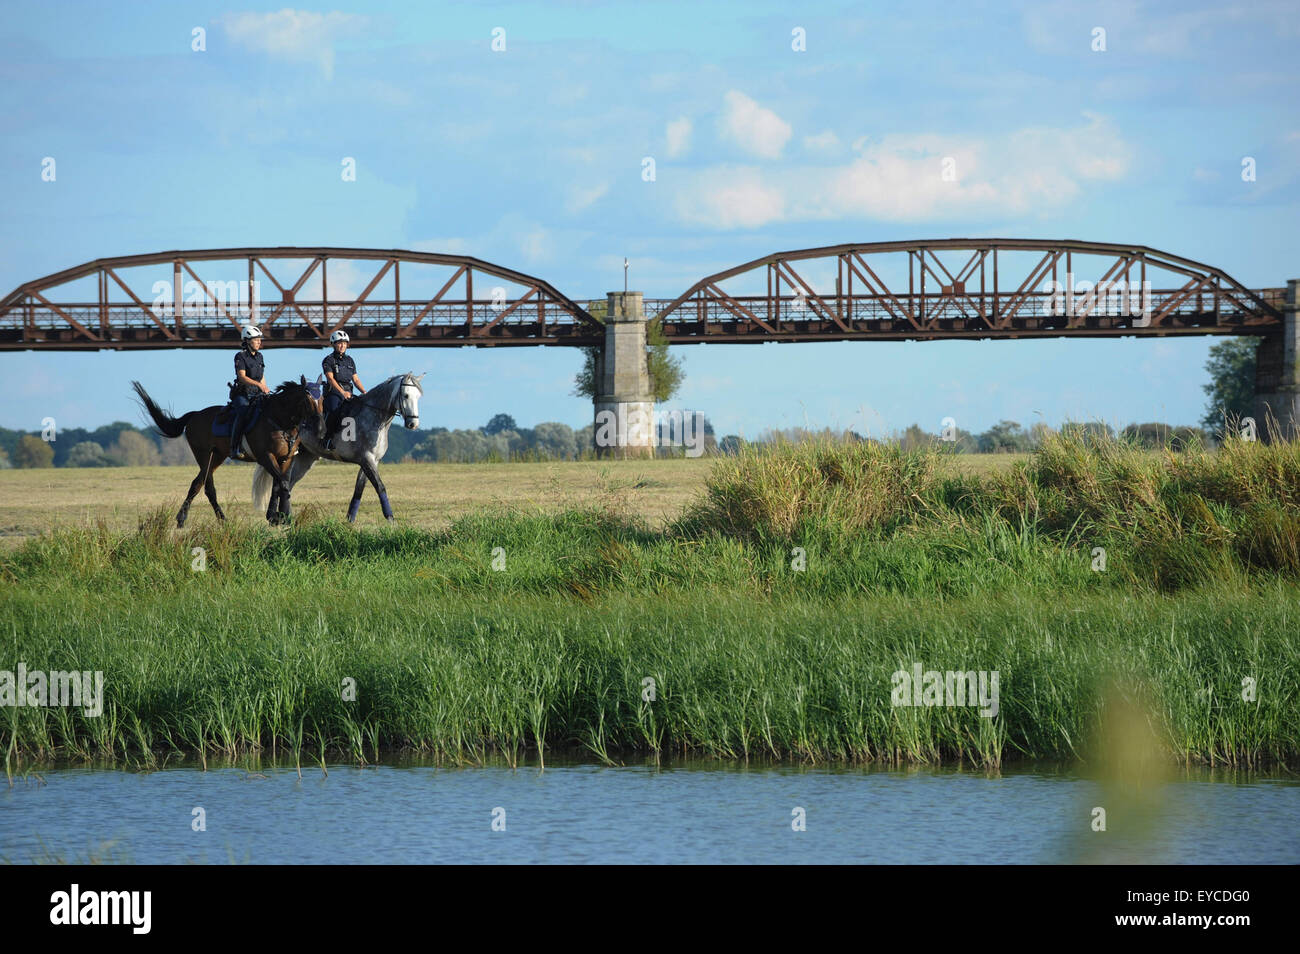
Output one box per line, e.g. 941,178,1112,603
0,453,1027,539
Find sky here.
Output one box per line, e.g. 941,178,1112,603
1,0,1297,439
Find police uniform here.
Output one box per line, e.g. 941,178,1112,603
228,347,265,458
322,351,358,424
233,350,265,402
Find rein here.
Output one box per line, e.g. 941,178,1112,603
332,378,412,422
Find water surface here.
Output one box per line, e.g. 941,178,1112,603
3,758,1296,864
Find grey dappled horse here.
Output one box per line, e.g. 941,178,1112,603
252,372,423,522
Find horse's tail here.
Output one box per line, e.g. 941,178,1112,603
253,451,316,511
131,381,192,439
251,466,274,513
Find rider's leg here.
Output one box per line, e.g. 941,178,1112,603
323,393,342,450
228,396,249,460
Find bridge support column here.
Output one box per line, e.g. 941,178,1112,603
594,291,655,458
1253,279,1300,442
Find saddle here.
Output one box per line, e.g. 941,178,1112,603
214,396,262,437
325,391,360,435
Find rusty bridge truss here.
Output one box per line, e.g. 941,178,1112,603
0,248,603,351
0,241,1285,351
647,239,1284,342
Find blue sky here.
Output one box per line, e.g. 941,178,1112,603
2,0,1297,438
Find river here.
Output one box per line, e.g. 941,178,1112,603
3,758,1296,864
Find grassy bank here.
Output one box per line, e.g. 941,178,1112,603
3,432,1298,768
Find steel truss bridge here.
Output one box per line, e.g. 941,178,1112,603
0,241,1285,351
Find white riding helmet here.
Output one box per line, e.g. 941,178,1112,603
330,330,350,344
241,325,263,341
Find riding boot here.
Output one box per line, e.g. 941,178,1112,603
229,415,244,460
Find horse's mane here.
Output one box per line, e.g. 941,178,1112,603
369,373,421,409
271,380,308,395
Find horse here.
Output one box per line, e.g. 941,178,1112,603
133,377,324,527
253,372,423,523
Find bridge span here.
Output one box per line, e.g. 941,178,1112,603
0,240,1294,448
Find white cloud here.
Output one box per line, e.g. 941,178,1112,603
218,9,366,79
673,166,786,229
673,113,1133,228
717,91,792,159
666,117,692,159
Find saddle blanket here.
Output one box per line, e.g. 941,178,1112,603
213,403,262,438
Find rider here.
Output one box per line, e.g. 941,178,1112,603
322,329,366,450
229,325,270,460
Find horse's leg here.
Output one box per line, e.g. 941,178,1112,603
254,449,286,524
347,468,367,523
288,449,317,492
276,452,295,523
359,454,393,521
203,453,226,520
176,466,207,529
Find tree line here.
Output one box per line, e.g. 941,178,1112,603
0,338,1257,467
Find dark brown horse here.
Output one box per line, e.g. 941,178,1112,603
132,378,324,526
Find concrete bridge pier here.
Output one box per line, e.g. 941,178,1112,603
1253,279,1300,442
593,291,656,458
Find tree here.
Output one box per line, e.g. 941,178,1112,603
572,423,595,457
572,298,683,403
482,413,517,436
977,420,1030,453
157,436,194,465
646,318,683,402
532,422,576,459
66,441,110,467
1201,338,1256,435
13,434,54,468
107,430,160,467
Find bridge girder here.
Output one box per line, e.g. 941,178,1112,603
647,239,1285,343
0,240,1286,351
0,247,602,350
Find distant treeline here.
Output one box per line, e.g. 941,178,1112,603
0,414,1206,468
719,420,1210,455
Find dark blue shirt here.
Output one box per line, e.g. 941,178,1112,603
323,352,358,394
234,349,264,397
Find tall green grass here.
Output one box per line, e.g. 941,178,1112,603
3,430,1299,767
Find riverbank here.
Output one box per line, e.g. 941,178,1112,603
3,434,1298,768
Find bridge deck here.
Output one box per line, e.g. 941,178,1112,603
0,289,1284,350
0,242,1287,350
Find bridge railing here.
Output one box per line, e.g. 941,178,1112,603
0,298,602,347
645,287,1286,340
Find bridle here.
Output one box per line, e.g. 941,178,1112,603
334,375,420,425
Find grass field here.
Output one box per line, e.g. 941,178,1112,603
3,437,1296,768
0,453,1028,540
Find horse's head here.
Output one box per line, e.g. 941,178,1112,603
277,377,325,435
398,372,424,429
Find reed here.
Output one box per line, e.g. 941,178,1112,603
3,432,1298,767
